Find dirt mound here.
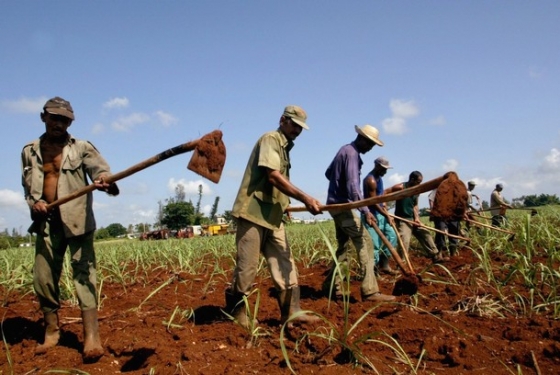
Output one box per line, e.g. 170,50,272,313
431,171,468,220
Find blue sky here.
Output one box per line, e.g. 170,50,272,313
1,1,559,233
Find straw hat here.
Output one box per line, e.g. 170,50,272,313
355,124,383,146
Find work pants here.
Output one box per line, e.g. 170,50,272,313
433,218,460,254
397,220,438,257
231,217,297,295
326,209,378,296
363,213,396,265
34,214,98,314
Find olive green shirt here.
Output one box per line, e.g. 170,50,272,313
232,128,292,230
21,134,113,237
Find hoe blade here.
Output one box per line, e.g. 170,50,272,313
187,130,226,183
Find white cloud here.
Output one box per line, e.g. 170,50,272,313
0,97,46,114
540,148,560,172
389,99,419,119
154,111,178,127
442,159,459,171
111,113,150,131
103,97,129,109
529,66,543,79
91,123,105,134
167,178,213,197
0,190,28,231
0,189,25,207
387,173,405,186
429,115,446,126
381,99,420,135
382,117,407,135
201,204,212,217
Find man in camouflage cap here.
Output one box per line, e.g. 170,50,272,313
21,96,119,361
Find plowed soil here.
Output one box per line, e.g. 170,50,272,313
1,246,559,374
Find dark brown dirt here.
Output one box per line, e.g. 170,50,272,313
431,172,468,220
1,247,559,374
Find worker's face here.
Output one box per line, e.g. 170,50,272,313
280,116,303,141
375,165,388,176
410,176,423,186
357,137,376,154
41,112,72,138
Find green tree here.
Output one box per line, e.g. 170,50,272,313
134,223,151,233
210,196,220,222
175,184,186,202
105,223,127,237
195,184,203,215
161,201,195,230
514,194,560,207
94,228,111,240
223,210,234,223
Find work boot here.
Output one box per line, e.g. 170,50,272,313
82,308,104,361
225,288,255,329
449,245,458,257
433,252,449,263
362,292,396,302
35,311,60,355
377,254,398,275
277,287,320,327
321,279,349,299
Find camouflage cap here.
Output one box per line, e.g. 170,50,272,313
43,97,75,120
283,105,308,130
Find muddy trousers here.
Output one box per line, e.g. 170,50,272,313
33,216,98,314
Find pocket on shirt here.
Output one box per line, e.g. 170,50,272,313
62,157,84,174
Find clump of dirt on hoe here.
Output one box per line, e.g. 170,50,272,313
431,171,468,220
1,250,560,374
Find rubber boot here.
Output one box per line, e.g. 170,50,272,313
35,311,60,355
277,289,292,324
82,309,104,361
225,289,254,329
377,254,397,275
449,245,458,257
278,287,320,326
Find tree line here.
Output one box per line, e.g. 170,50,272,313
2,192,557,249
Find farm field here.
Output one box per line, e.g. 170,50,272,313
1,207,560,374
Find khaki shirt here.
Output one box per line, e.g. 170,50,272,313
490,190,506,216
21,134,113,237
232,129,292,230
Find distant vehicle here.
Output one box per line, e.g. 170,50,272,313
19,242,32,247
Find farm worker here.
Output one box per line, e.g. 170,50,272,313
362,156,398,275
322,125,395,302
225,105,322,328
464,180,480,233
21,97,119,360
467,181,480,212
386,171,442,262
490,183,512,227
